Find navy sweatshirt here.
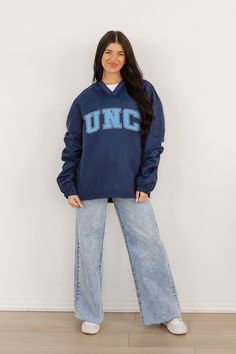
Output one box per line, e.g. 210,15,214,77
56,79,165,203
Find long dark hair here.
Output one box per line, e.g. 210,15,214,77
92,30,154,138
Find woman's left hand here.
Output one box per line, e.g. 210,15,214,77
136,191,149,203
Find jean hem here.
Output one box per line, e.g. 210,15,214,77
141,311,182,326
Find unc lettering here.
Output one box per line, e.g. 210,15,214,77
84,107,141,134
123,108,140,131
102,108,122,129
84,110,100,134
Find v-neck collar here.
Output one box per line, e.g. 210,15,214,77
98,79,125,96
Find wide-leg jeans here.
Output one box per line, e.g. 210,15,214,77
74,197,182,325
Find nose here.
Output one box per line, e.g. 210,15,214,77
110,54,119,61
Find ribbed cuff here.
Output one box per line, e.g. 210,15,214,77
64,189,78,199
136,185,151,197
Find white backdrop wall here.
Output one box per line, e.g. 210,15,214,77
0,0,235,312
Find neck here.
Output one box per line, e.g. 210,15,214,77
102,72,123,85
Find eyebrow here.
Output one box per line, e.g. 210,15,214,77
105,48,125,53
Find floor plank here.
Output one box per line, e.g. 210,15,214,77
129,333,236,349
0,311,235,353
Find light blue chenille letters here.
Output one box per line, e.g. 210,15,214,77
83,108,141,134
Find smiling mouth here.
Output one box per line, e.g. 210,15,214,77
108,63,118,67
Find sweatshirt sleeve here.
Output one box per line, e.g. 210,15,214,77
135,81,165,196
56,98,83,198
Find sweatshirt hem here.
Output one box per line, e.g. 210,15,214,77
77,193,137,201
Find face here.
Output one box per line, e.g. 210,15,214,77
101,42,126,75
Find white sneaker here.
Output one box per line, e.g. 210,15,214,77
81,321,100,334
162,317,188,334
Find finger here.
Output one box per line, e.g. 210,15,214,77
77,200,84,208
139,192,149,202
69,200,80,208
137,191,146,203
136,191,140,202
138,195,149,203
74,197,84,208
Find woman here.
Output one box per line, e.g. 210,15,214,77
56,30,188,335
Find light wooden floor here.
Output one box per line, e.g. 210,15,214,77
0,312,236,353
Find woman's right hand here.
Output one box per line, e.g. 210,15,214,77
68,195,84,208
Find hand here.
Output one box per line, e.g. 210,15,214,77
136,191,149,203
68,195,84,208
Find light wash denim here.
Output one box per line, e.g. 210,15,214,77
73,197,182,326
